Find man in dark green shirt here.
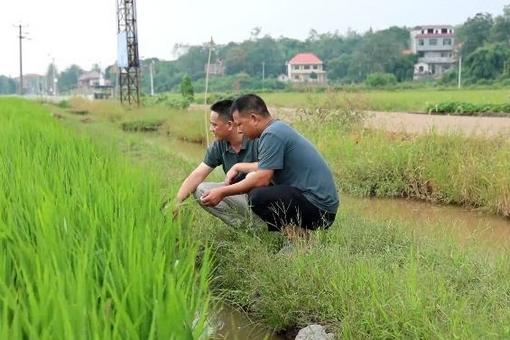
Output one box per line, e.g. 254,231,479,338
174,99,260,227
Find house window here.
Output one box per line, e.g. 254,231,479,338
427,28,434,34
443,38,452,46
304,65,310,70
441,28,448,34
312,65,318,70
293,65,300,70
418,39,424,46
429,39,437,46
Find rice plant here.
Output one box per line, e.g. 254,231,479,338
0,98,211,339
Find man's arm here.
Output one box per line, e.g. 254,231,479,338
224,162,259,184
201,169,273,206
176,162,214,203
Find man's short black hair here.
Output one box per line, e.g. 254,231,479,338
230,94,270,117
210,99,234,121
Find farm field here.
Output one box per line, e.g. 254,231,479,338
3,97,510,338
0,99,210,338
262,88,510,112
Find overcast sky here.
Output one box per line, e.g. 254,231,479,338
0,0,508,77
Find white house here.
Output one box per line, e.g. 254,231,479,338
287,53,327,83
410,25,457,79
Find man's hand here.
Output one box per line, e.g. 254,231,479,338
224,165,239,185
172,202,182,220
200,187,225,207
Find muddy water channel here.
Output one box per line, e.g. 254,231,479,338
213,305,282,340
344,196,510,249
213,198,510,339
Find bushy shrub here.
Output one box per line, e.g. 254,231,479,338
365,73,398,87
154,94,190,109
121,119,165,132
57,100,70,108
180,75,194,101
427,102,510,116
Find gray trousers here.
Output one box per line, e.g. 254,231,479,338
194,182,264,229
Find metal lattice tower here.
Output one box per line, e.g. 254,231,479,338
116,0,140,105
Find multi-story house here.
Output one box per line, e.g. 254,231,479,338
410,25,457,79
287,53,327,83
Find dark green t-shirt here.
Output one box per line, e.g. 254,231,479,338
258,120,339,214
203,137,259,175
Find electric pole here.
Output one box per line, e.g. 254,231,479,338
457,56,462,89
204,37,214,147
149,60,154,96
52,57,57,96
262,61,265,82
17,24,28,95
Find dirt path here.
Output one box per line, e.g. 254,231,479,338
364,111,510,137
192,104,510,137
270,107,510,137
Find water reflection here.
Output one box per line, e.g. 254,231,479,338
343,196,510,249
213,305,282,340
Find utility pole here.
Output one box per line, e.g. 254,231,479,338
17,24,27,95
203,37,214,147
52,57,57,96
457,56,462,89
149,60,154,96
48,55,57,96
262,61,265,82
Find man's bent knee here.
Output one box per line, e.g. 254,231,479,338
248,187,268,208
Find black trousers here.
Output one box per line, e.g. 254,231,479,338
248,185,336,231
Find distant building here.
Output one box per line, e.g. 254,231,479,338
78,71,102,88
287,53,327,84
77,71,113,99
14,74,47,95
277,74,289,82
410,25,457,79
204,59,225,76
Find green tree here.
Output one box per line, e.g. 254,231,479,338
45,63,58,95
327,54,352,81
176,45,208,80
490,5,510,43
464,43,510,80
0,76,16,94
180,75,194,100
365,73,397,87
386,54,418,82
58,65,84,92
457,13,494,57
224,46,249,75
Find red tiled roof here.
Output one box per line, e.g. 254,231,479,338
289,53,322,64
